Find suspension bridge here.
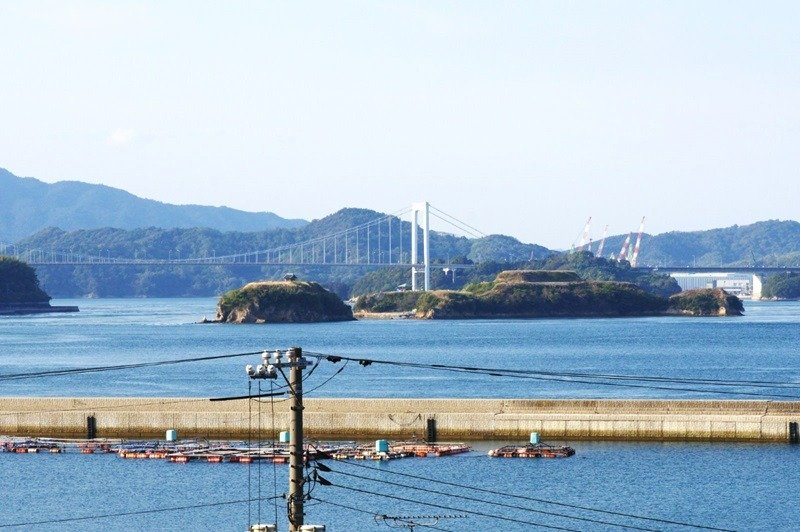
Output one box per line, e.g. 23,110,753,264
0,202,484,291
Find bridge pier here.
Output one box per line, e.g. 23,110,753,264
752,273,763,300
410,202,430,291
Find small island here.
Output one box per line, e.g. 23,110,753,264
354,270,743,319
668,288,744,316
0,256,78,315
214,279,354,323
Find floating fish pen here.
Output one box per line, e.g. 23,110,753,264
488,433,575,458
1,436,471,464
331,440,471,461
1,437,118,455
487,443,575,458
391,442,471,457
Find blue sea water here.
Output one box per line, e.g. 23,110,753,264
1,298,800,531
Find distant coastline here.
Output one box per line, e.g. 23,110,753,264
0,302,79,316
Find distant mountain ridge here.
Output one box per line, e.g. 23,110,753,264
0,167,307,242
600,220,800,267
12,208,552,298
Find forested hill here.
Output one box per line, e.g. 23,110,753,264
13,208,552,298
600,220,800,267
15,208,551,265
0,167,307,242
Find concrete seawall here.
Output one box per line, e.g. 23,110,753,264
2,397,800,442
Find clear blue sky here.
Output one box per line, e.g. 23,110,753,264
1,1,798,248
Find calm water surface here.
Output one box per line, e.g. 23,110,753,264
1,299,799,530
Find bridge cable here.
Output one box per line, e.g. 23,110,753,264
428,211,483,239
428,204,486,237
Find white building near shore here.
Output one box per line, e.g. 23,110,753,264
670,273,755,298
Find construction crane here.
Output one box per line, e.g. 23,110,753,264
573,217,592,252
596,225,609,258
630,217,646,267
617,233,632,263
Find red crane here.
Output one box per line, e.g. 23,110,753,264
630,217,646,267
617,233,632,263
596,225,609,258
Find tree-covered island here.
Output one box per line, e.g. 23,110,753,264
214,279,354,323
354,270,743,319
0,257,78,315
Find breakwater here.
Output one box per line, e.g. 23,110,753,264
2,398,800,442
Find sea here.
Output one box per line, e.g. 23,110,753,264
1,298,799,531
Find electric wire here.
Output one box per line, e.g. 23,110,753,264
257,381,262,525
247,381,252,526
5,348,797,399
270,380,279,525
328,457,733,531
0,496,284,529
0,350,270,382
325,481,582,531
304,352,800,389
322,465,659,531
303,360,350,396
313,497,455,532
304,352,800,399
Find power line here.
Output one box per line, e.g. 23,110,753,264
323,481,582,531
305,352,800,399
0,495,282,529
313,497,455,532
4,346,800,399
0,350,268,382
308,352,800,389
327,457,733,531
321,464,659,531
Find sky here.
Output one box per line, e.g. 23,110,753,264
1,1,798,248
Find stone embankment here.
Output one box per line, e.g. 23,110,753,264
2,398,799,442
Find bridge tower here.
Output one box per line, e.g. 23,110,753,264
410,202,430,291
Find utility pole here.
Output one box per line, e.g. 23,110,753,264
287,347,306,532
246,347,313,532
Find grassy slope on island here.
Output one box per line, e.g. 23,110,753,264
355,270,669,318
416,280,668,319
217,280,353,323
0,257,50,304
